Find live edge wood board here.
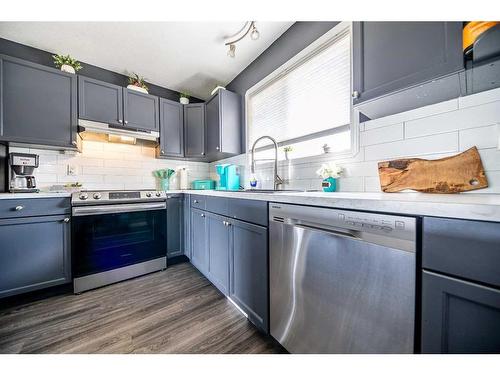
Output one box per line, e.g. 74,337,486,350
378,147,488,193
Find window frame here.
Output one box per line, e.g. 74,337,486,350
244,21,359,162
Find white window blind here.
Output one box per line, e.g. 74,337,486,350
247,29,351,153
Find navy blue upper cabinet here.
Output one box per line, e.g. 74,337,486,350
206,89,241,162
157,98,184,158
352,22,464,117
123,88,159,132
0,55,78,149
78,76,123,126
184,103,206,159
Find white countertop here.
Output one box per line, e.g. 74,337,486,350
180,190,500,223
1,190,499,222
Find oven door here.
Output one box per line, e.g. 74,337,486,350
72,202,167,277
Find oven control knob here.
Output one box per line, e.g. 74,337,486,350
146,192,152,198
156,192,161,197
79,193,88,200
93,193,102,200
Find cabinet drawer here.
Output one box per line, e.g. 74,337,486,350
423,217,500,287
206,196,229,216
190,195,206,210
0,198,70,219
228,199,267,227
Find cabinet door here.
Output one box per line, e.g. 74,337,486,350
123,88,159,132
184,103,206,158
205,93,220,159
166,196,183,258
422,271,500,354
230,220,269,332
190,208,208,276
206,90,241,162
78,76,123,126
352,22,463,105
207,213,230,295
158,98,184,158
0,55,77,148
183,195,191,259
0,215,71,298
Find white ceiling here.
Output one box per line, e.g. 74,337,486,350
0,22,293,99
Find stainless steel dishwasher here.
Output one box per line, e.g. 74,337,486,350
269,203,416,353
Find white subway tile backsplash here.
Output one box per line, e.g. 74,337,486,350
405,101,500,138
458,86,500,108
364,98,458,131
360,123,404,146
478,148,500,171
364,132,459,161
459,124,499,151
364,176,382,192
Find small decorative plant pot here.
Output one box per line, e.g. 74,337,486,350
180,97,190,105
160,178,170,191
61,64,76,74
322,177,337,192
127,84,148,94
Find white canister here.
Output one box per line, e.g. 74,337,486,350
169,171,180,190
179,168,189,189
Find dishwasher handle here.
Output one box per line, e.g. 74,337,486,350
287,219,358,240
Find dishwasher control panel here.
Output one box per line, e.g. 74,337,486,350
338,212,403,232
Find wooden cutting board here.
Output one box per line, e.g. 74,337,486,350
378,147,488,193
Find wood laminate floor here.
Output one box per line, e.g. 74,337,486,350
0,262,284,354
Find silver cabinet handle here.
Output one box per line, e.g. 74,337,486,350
201,152,205,156
352,91,360,99
222,220,227,225
161,150,165,154
15,205,24,211
201,213,205,217
125,120,128,124
118,119,123,124
72,140,77,146
63,218,70,223
194,200,198,203
216,146,220,151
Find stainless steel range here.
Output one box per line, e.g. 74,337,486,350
71,190,168,293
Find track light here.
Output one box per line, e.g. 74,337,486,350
224,21,260,58
250,24,260,40
227,44,236,58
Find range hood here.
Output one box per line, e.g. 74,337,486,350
78,119,159,144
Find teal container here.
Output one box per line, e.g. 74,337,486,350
160,178,170,191
192,180,216,190
215,164,240,190
322,177,337,192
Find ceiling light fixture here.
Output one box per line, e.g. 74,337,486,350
225,21,260,58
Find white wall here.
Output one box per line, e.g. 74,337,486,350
10,141,210,191
211,87,500,193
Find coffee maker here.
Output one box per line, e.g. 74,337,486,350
9,152,39,193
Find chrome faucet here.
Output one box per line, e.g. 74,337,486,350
250,135,284,190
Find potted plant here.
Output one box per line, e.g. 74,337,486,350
180,92,190,105
52,54,82,74
127,73,149,94
283,146,293,160
316,162,343,192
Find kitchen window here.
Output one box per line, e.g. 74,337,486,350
246,22,354,161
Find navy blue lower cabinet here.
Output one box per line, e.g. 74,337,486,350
229,219,269,333
190,208,209,277
0,214,71,298
207,212,230,295
166,196,183,259
421,271,500,353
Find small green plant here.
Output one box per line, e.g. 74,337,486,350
128,73,148,91
180,92,190,99
52,54,82,71
283,146,293,152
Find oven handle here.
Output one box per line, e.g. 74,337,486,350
72,202,167,216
